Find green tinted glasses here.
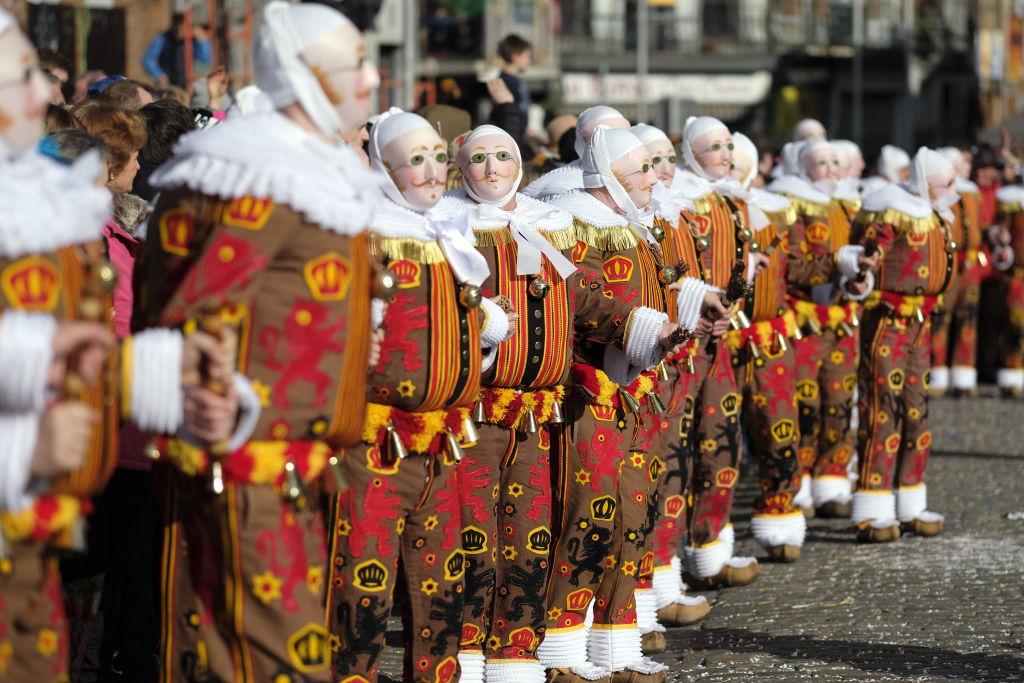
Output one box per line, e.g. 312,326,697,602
652,155,678,164
407,152,450,166
469,150,513,164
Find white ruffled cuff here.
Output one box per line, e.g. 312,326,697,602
0,312,56,412
624,306,669,370
481,346,498,373
839,270,874,301
950,366,977,390
226,373,261,452
635,587,658,633
129,328,185,434
479,297,510,349
750,512,806,548
457,651,485,683
792,473,813,509
602,346,639,386
674,277,710,333
588,625,643,672
836,245,863,279
651,563,680,609
371,297,387,329
485,659,545,683
929,366,950,392
997,368,1024,390
683,539,730,578
897,484,928,522
537,625,591,669
0,411,41,512
851,490,897,524
812,475,853,506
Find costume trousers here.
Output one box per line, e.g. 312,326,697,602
732,344,802,513
857,309,933,492
327,447,463,683
0,542,67,682
649,360,698,569
545,399,635,634
686,344,743,547
158,471,330,683
457,423,553,662
1001,272,1024,375
931,263,982,373
793,328,859,479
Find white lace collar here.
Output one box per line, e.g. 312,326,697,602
750,187,792,215
521,160,583,200
862,183,934,219
150,111,384,236
765,174,831,206
997,184,1024,205
651,181,694,226
441,189,573,233
548,189,628,228
955,177,979,194
0,150,111,258
832,177,861,201
671,169,714,202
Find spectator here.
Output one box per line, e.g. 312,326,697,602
44,103,83,133
92,76,155,109
143,13,212,87
37,47,73,104
189,66,232,112
497,33,532,117
484,76,526,150
73,69,107,103
134,99,196,201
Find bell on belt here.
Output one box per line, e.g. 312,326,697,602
472,400,486,424
840,321,854,336
209,460,225,495
461,416,480,447
576,384,597,403
749,342,762,359
648,391,667,415
459,284,482,309
619,389,641,414
695,237,711,252
550,401,564,424
283,460,305,502
386,423,408,460
777,332,788,353
850,309,860,327
739,228,752,242
658,265,678,285
915,307,925,324
686,356,696,374
373,266,398,301
736,311,752,329
650,223,666,242
657,362,670,382
327,454,347,492
519,410,539,434
807,318,822,335
528,276,551,299
793,325,803,341
445,430,465,463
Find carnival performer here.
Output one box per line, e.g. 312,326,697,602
444,124,677,682
521,105,629,200
929,147,986,396
0,10,237,680
629,123,718,633
832,140,865,220
792,118,827,143
536,126,703,683
722,132,806,561
861,144,911,196
135,3,382,679
767,139,873,518
994,181,1024,396
850,147,956,542
326,110,510,683
673,116,763,589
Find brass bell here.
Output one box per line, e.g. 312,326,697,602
648,392,667,415
840,321,854,336
472,400,486,424
793,325,803,341
519,410,539,434
445,430,465,463
658,265,678,285
650,223,666,242
386,423,408,460
657,362,670,382
686,356,696,374
459,284,482,309
373,266,398,301
730,317,742,330
850,310,860,328
528,277,551,299
807,318,822,335
695,237,711,252
69,517,87,552
576,384,597,403
739,228,752,242
749,342,762,359
777,332,788,353
97,260,118,289
736,311,752,329
915,307,925,324
283,460,305,502
209,460,225,496
549,401,564,424
461,416,480,447
327,454,348,492
619,389,641,414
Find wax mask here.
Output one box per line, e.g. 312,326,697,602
580,115,629,145
927,168,956,203
645,139,677,187
0,28,50,158
849,150,866,178
953,154,971,179
611,145,656,211
805,146,839,182
381,126,449,210
461,133,521,205
731,149,753,184
692,128,733,180
302,21,381,134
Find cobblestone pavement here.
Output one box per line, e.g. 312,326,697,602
378,394,1024,681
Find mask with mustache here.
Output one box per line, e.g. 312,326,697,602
0,19,51,159
369,110,449,212
456,125,522,207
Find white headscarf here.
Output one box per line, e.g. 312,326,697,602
253,1,354,140
368,108,437,211
227,85,275,118
456,124,522,207
630,123,671,147
797,139,838,196
793,118,826,141
581,126,648,220
681,115,730,182
907,146,958,220
1,9,21,160
878,145,911,183
574,105,626,157
730,132,759,189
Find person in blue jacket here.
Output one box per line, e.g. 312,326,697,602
142,13,211,87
